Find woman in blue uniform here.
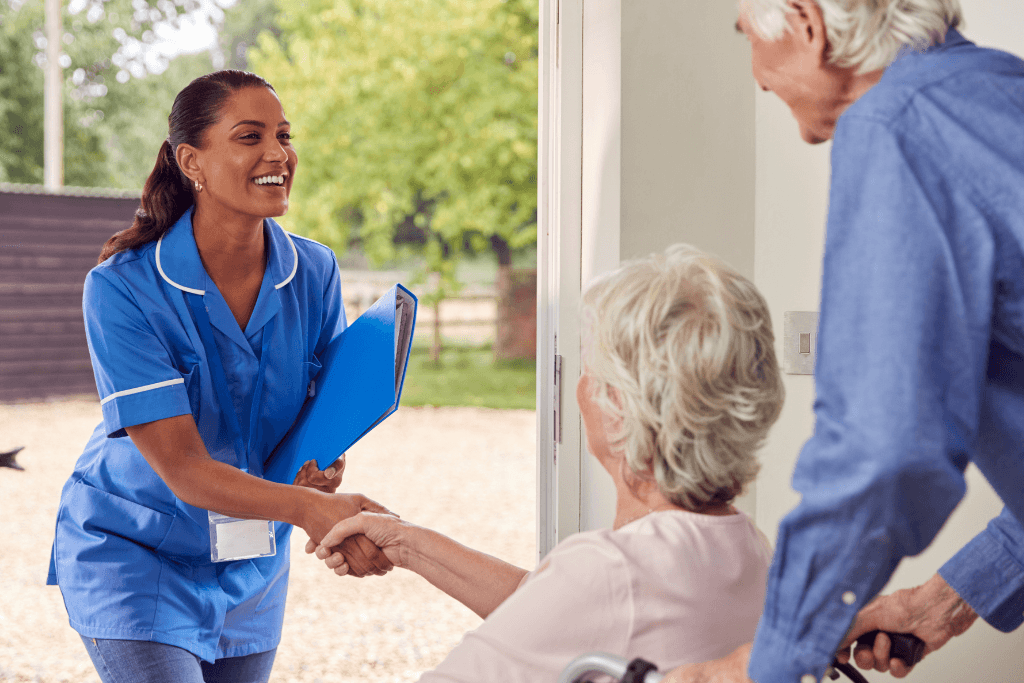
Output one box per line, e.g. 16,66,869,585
47,70,392,683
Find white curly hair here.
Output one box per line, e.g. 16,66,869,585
580,244,785,511
739,0,963,73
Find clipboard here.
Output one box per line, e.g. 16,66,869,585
264,284,418,484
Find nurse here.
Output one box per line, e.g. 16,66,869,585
47,70,393,683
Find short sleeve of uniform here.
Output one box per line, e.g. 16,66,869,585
316,251,346,357
84,268,193,438
420,535,631,683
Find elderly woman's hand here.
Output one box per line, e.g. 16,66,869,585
305,512,408,576
292,455,346,493
300,492,398,577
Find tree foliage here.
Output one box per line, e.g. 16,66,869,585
0,0,216,188
249,0,538,281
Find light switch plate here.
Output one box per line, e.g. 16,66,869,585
783,311,819,375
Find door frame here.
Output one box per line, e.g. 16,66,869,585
536,0,584,559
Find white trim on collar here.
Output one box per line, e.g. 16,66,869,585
155,235,205,295
155,225,299,293
275,231,298,290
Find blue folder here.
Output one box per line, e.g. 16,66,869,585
264,284,418,484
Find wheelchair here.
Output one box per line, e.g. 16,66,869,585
558,631,924,683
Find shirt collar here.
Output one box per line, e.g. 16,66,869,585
156,209,299,349
155,208,299,296
888,26,973,72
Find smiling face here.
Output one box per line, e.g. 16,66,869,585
736,5,878,144
181,86,297,221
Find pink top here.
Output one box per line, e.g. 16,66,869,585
420,510,772,682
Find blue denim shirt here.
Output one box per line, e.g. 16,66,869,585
748,30,1024,683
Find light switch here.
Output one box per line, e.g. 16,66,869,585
784,312,819,375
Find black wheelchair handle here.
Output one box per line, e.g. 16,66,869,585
855,630,927,668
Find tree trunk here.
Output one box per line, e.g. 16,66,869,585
431,297,442,366
491,236,536,361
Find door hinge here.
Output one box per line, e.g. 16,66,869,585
554,354,563,444
555,0,561,68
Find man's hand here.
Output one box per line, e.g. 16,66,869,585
836,573,979,678
292,455,345,493
658,643,753,683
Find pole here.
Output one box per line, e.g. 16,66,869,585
44,0,63,189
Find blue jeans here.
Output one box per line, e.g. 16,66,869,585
81,636,277,683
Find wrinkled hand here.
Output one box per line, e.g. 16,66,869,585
301,492,398,578
305,511,408,576
835,573,978,678
658,643,753,683
292,455,346,493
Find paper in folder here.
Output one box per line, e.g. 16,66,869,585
264,284,418,484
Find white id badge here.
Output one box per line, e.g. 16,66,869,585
208,511,277,563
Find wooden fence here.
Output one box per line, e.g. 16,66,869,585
340,277,498,350
0,185,140,403
0,188,507,403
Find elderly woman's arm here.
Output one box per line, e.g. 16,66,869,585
312,512,529,618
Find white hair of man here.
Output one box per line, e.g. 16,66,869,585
581,244,784,512
740,0,963,73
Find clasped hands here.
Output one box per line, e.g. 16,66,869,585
292,455,398,577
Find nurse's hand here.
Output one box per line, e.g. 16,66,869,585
333,534,394,578
293,455,346,494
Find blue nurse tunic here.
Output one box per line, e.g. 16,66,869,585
47,208,346,662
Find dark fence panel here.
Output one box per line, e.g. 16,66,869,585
0,187,140,402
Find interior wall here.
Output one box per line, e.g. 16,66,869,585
620,3,756,275
614,0,758,524
752,1,1024,680
580,0,622,532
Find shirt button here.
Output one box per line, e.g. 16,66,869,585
842,591,857,605
801,675,817,683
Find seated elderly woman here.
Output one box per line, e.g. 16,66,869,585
311,243,785,681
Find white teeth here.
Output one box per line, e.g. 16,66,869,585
254,175,285,185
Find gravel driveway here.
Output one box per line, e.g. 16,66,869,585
0,399,536,683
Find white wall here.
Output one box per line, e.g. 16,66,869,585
600,0,757,524
752,1,1024,680
620,2,756,275
580,0,622,532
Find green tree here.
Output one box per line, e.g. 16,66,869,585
249,0,538,279
0,1,45,183
215,0,279,71
0,0,217,189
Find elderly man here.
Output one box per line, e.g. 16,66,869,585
661,1,1024,682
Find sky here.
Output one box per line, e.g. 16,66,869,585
65,0,237,77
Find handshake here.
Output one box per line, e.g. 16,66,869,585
291,455,401,577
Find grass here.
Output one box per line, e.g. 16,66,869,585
400,344,536,410
337,247,538,288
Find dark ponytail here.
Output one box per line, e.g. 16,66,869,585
98,70,277,264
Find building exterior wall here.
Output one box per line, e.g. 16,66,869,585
0,187,138,402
